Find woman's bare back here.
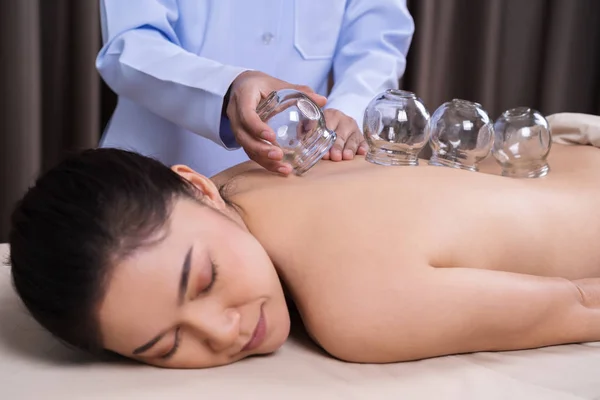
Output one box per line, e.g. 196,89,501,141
216,144,600,363
224,144,600,279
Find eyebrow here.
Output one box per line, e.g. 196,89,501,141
132,245,193,356
177,246,193,305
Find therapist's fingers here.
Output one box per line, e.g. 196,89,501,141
289,84,327,108
341,130,363,160
338,116,367,160
357,140,369,156
228,78,276,143
228,100,291,174
260,83,327,108
226,70,329,175
322,109,340,161
238,89,325,142
327,119,366,161
233,128,291,175
323,108,362,162
238,102,277,143
328,135,346,162
230,71,326,139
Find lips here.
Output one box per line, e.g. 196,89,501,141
241,305,267,352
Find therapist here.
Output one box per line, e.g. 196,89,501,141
96,1,415,177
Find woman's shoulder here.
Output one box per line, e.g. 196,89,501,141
210,157,366,196
210,161,262,187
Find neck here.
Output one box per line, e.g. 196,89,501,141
209,160,262,188
209,160,274,233
218,184,248,231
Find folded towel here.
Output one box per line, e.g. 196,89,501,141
547,112,600,148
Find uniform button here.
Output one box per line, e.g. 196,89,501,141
262,32,274,45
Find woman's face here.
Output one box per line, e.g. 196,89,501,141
98,168,291,368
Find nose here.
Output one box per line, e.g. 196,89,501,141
183,305,241,353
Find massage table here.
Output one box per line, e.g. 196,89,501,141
2,113,600,399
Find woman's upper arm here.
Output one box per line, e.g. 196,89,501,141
321,266,591,363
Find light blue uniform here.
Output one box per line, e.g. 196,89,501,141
97,0,414,177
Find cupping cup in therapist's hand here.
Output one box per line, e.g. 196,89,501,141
428,99,494,172
256,89,336,176
363,89,431,166
492,107,551,178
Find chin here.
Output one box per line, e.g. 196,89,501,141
263,316,291,355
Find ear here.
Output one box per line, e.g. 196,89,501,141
171,165,226,210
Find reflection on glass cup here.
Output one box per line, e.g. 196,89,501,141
492,107,551,178
363,89,431,166
428,99,494,172
256,89,336,175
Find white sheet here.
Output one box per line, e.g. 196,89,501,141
2,241,600,399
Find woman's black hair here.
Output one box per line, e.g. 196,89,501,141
8,148,206,354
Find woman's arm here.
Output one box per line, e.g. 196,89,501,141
325,0,415,129
321,266,600,363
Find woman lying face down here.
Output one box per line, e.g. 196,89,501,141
8,144,600,369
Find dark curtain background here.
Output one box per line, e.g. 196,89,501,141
2,0,600,241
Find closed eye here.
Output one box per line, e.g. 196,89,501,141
199,261,218,295
160,263,218,361
160,327,181,360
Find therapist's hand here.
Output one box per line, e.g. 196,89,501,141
226,71,327,175
321,108,368,161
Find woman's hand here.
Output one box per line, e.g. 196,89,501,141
321,108,368,161
226,71,327,175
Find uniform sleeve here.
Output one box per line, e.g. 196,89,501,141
324,0,415,130
96,0,247,149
